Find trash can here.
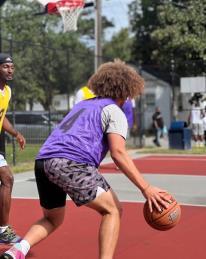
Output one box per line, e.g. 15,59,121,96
168,121,192,150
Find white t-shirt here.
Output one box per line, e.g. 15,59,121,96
190,106,203,124
202,116,206,130
101,104,128,139
131,99,136,108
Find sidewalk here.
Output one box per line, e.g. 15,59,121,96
126,135,168,149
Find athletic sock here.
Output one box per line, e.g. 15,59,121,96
18,240,31,256
5,240,31,258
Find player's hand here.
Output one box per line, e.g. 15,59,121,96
16,132,26,150
142,185,171,213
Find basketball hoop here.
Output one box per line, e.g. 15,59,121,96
56,0,84,32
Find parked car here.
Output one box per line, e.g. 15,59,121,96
5,111,56,144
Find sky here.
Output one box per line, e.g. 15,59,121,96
35,0,134,40
102,0,133,38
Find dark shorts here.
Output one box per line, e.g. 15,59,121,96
35,158,111,209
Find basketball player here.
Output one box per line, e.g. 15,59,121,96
74,86,137,135
74,85,95,105
0,60,169,259
0,53,26,244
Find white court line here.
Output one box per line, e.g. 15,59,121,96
14,177,35,183
141,157,206,161
12,197,206,208
119,199,206,207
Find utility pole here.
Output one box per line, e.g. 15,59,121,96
0,2,5,157
137,64,145,148
94,0,102,72
8,33,16,166
170,57,176,120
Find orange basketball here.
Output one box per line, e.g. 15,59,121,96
143,193,181,231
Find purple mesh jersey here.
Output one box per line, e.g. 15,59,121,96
36,98,116,167
122,99,134,128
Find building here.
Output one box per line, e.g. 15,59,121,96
138,70,172,131
25,70,172,131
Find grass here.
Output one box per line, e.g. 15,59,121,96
10,161,35,173
5,142,206,174
6,143,41,173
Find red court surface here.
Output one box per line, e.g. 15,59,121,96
0,199,205,259
100,155,206,175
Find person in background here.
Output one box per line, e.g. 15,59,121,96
188,99,204,147
0,59,170,259
122,99,137,137
0,53,26,244
152,107,164,147
74,85,95,105
202,108,206,146
75,87,138,137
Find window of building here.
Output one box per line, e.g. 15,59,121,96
145,93,155,110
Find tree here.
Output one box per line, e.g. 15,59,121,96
151,0,206,77
1,0,95,110
103,28,133,62
0,0,124,110
129,0,206,80
128,0,163,66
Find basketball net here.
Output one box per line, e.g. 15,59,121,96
56,0,84,32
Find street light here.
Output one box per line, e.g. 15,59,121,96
94,0,102,71
170,57,176,120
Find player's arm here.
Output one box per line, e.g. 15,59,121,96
153,118,158,129
2,116,26,149
107,133,169,212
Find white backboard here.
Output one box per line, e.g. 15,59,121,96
180,76,206,93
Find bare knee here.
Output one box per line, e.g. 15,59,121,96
0,167,14,188
45,216,63,230
87,190,123,218
43,208,65,229
100,203,123,219
111,204,123,218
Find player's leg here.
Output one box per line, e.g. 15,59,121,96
0,165,13,226
0,155,20,244
0,207,66,259
192,123,199,146
24,159,67,246
198,123,204,147
0,159,67,258
86,189,122,259
23,206,65,246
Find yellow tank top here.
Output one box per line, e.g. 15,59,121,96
82,86,96,100
0,85,11,132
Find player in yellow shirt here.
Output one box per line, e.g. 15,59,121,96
74,85,95,104
0,53,26,244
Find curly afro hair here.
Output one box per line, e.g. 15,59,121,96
88,59,144,100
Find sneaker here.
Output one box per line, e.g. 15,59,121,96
0,246,24,259
153,139,161,147
0,226,21,244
